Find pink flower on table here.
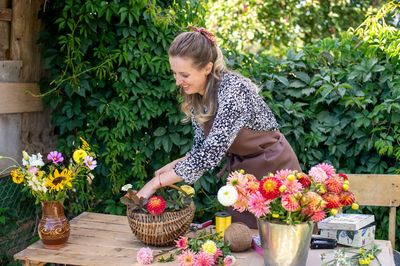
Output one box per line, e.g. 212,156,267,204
175,236,189,250
248,191,271,218
47,151,64,164
137,247,153,264
178,249,196,266
84,156,97,170
308,166,328,183
194,251,214,266
213,248,222,260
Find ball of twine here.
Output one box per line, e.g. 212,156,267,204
224,222,253,252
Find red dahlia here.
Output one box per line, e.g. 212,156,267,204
339,173,348,180
321,192,341,209
339,191,355,206
147,196,166,215
259,176,282,200
297,173,311,188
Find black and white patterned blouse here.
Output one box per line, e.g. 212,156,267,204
173,72,280,184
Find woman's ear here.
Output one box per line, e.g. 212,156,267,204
205,62,213,75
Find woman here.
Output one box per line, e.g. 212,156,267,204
137,26,301,228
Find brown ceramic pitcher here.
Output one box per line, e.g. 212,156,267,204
38,201,70,249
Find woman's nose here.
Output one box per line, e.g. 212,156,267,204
175,78,182,86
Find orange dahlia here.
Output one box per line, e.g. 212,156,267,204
324,176,343,194
147,196,166,215
259,176,282,200
339,191,355,206
297,173,311,188
281,194,300,212
322,192,341,209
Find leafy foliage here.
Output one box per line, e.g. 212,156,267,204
207,0,384,54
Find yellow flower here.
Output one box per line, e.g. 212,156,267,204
73,149,87,163
46,169,73,192
79,137,90,151
11,169,24,184
201,240,217,255
368,254,374,259
180,185,195,197
359,258,365,264
352,203,359,210
272,213,280,218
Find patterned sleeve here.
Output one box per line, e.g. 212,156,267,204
174,75,251,184
186,116,205,156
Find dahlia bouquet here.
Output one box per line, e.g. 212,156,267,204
217,163,359,224
136,230,235,265
0,138,97,204
120,184,195,215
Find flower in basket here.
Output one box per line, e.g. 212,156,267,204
120,183,195,215
0,138,97,204
217,163,359,224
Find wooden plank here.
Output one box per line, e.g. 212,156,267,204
346,174,400,207
389,206,396,249
0,7,11,21
10,0,44,81
74,211,129,225
0,113,21,173
21,111,58,156
0,82,43,113
70,219,132,233
0,60,22,81
0,1,10,60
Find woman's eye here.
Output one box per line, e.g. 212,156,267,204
182,75,189,78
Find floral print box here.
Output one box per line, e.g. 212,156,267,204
320,224,376,247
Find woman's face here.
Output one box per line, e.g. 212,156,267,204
169,56,213,96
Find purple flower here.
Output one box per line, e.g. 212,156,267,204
84,156,97,170
47,151,64,164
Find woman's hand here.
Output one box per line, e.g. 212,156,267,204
136,177,158,199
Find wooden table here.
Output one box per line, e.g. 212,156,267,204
14,212,396,266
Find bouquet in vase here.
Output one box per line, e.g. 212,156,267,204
0,138,97,204
217,163,359,224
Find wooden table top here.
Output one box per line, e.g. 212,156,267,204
14,212,395,266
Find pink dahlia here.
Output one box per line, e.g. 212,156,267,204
232,193,247,213
311,210,326,222
194,251,214,266
244,173,257,182
315,163,336,177
227,171,247,187
175,236,189,250
248,191,271,218
281,194,300,212
281,179,303,195
275,169,293,180
213,248,222,260
246,180,260,194
137,247,153,264
147,196,166,215
178,249,196,266
259,176,282,199
308,167,328,183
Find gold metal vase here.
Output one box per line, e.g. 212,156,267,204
38,201,70,249
257,219,313,266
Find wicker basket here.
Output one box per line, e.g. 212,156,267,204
126,185,196,247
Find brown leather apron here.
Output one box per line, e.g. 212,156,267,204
203,119,301,228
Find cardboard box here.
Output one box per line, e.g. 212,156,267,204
320,224,376,247
318,214,374,231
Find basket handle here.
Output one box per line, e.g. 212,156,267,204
167,184,189,197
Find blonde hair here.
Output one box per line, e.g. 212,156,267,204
168,31,258,125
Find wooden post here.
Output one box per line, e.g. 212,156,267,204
389,206,396,249
0,0,10,59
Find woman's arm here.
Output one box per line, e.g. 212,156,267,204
136,167,184,199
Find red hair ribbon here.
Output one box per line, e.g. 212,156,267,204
188,25,217,46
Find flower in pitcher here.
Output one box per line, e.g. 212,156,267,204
84,156,97,170
73,149,87,163
11,168,25,184
22,153,44,167
47,151,64,164
46,169,73,192
121,184,132,191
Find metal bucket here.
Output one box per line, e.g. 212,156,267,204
257,219,313,266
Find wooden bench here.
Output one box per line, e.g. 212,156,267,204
347,174,400,249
